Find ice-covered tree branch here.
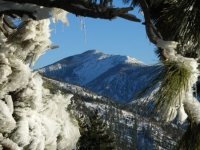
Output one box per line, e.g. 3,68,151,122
0,6,80,149
138,0,200,126
4,0,141,22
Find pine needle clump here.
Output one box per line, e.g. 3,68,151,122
150,60,192,121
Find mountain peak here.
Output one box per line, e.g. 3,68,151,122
80,50,145,65
82,49,101,55
38,50,150,102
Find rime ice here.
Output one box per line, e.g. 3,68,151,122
0,2,80,149
156,39,199,124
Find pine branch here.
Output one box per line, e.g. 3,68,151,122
139,0,160,44
119,13,141,22
4,0,141,22
139,0,170,60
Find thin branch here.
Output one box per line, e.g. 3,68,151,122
119,13,141,22
139,0,160,44
139,0,169,60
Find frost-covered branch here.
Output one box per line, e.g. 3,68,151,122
183,96,200,124
138,0,200,125
0,14,80,149
0,137,21,150
4,0,141,22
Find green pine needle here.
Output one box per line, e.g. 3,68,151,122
135,60,192,121
153,60,191,119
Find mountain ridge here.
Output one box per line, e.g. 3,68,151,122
38,50,155,102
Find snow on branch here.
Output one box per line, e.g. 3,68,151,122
0,15,80,149
184,97,200,124
4,0,141,22
138,0,200,124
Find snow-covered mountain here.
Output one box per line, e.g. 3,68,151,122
38,50,158,102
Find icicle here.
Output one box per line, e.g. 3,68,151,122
178,103,188,124
80,17,83,31
54,23,56,34
83,18,87,44
80,17,87,44
62,23,64,32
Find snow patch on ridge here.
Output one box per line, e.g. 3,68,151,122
125,56,146,65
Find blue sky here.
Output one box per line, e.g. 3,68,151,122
33,6,158,69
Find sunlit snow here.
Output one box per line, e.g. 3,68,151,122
0,2,80,149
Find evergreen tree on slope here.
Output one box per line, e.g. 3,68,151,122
77,109,115,150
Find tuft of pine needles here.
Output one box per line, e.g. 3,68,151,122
135,60,192,121
153,60,191,120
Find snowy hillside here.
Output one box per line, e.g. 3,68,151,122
43,77,184,150
42,76,104,100
38,50,158,102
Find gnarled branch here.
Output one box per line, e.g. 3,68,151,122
139,0,169,60
4,0,141,22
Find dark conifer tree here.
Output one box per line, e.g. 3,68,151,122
77,109,115,150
